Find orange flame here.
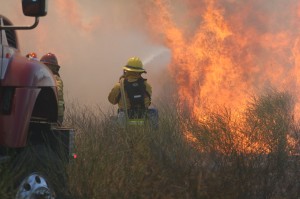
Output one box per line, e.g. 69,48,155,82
144,0,300,117
143,0,300,153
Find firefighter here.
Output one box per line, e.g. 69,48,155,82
40,53,65,125
108,57,152,118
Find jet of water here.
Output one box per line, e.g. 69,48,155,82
142,47,171,67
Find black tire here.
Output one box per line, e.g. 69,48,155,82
11,145,69,199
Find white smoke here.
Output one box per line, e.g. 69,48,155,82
2,0,172,111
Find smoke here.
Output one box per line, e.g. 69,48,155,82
54,0,100,33
2,0,171,111
3,0,300,115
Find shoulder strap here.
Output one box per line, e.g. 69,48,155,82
142,79,151,99
119,78,129,120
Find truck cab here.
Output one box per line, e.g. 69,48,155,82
0,1,75,198
0,15,59,148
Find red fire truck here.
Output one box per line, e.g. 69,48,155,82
0,1,75,198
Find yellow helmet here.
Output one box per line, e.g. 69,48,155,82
123,57,146,73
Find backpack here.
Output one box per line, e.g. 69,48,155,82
124,78,147,109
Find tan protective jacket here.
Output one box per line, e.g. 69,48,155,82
108,72,152,109
54,74,65,120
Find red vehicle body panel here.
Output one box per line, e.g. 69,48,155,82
0,53,57,147
0,88,39,147
1,53,55,87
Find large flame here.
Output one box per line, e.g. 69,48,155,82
143,0,300,118
141,0,300,153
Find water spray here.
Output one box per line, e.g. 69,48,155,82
142,47,171,68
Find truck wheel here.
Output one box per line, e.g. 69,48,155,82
15,172,55,199
12,145,69,199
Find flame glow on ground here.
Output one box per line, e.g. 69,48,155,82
141,0,300,153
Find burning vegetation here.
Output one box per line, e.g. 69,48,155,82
54,1,300,198
62,0,300,191
142,0,300,117
138,0,300,153
2,1,300,198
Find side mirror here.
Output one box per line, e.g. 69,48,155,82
22,0,48,17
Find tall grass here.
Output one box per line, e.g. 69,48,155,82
65,90,300,199
0,164,13,199
65,104,196,198
1,90,300,198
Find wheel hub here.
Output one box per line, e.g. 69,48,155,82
16,173,55,199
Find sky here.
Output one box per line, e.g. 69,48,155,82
2,0,172,111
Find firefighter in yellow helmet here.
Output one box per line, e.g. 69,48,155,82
40,53,65,125
108,57,152,118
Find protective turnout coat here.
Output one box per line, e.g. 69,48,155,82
108,72,152,110
55,74,65,122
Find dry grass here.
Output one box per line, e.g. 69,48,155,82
1,90,300,198
65,104,196,198
65,90,300,199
